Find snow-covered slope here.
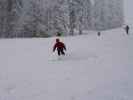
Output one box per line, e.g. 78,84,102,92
0,28,133,100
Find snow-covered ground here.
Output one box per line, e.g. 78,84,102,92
0,28,133,100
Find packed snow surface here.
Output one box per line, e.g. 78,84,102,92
0,28,133,100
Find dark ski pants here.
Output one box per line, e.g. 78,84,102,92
57,48,65,56
126,29,129,34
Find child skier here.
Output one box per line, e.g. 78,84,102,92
53,38,66,56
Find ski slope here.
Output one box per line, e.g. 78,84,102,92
0,28,133,100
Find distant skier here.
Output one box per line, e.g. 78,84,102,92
53,38,66,56
56,32,63,37
125,25,129,35
97,32,101,36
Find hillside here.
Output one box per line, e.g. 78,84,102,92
0,28,133,100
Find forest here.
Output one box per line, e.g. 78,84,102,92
0,0,124,38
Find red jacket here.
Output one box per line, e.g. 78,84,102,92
53,42,66,52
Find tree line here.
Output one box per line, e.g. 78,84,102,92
0,0,123,38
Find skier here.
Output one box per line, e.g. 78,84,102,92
56,32,63,37
53,38,66,56
125,25,129,35
97,32,101,36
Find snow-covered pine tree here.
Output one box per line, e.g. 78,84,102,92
92,0,124,31
18,0,50,37
0,0,22,38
